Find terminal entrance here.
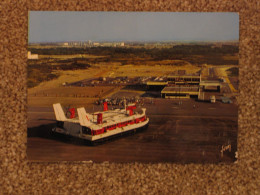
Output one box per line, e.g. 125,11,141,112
162,93,190,98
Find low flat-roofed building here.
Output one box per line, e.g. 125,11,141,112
28,51,38,59
200,80,221,92
146,77,168,86
161,86,199,98
167,72,201,85
145,69,224,99
146,77,169,90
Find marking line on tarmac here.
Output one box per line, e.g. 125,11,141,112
28,111,53,114
149,114,237,119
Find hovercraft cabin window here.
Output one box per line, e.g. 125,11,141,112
57,121,64,128
82,127,92,135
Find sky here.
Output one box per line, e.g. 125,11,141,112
28,11,239,43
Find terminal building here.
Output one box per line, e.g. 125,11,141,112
161,86,199,98
167,72,201,85
146,70,222,100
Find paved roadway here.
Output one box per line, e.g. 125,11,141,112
27,99,238,163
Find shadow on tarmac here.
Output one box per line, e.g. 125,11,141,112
27,123,90,146
27,123,149,147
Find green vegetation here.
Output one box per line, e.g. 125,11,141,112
29,44,238,65
28,69,57,88
226,67,239,77
28,59,90,88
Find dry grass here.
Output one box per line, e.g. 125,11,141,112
28,66,108,90
222,55,239,61
214,66,238,93
214,65,237,77
28,63,201,92
110,64,200,77
27,62,201,108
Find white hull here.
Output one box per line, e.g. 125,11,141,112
52,118,149,142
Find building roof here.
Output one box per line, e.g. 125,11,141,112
168,70,200,77
200,80,221,86
162,86,199,92
168,74,200,78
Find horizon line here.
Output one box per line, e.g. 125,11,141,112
28,40,239,44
